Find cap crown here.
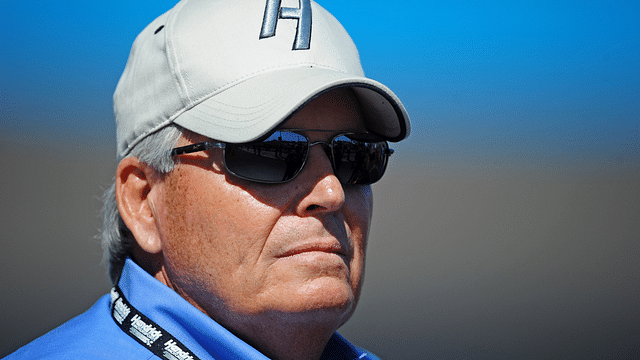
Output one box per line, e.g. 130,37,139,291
115,0,409,159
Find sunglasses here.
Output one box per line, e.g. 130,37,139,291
170,129,394,185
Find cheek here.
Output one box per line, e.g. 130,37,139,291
158,168,281,267
344,185,373,277
156,169,289,310
345,185,373,239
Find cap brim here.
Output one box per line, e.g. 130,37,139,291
173,66,410,143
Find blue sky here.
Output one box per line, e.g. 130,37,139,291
1,0,639,169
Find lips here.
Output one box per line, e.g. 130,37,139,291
277,240,349,259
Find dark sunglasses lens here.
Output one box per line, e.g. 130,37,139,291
331,135,389,185
225,132,308,182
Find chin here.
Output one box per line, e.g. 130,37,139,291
282,277,361,322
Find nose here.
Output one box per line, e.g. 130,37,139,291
294,145,346,216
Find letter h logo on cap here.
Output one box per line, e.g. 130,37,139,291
260,0,312,50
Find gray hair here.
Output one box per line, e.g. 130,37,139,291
101,124,184,284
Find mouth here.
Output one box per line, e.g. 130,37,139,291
277,241,349,259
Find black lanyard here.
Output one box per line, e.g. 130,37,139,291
110,285,203,360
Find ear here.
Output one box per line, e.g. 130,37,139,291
115,157,163,255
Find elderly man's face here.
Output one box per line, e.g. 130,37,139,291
153,89,373,333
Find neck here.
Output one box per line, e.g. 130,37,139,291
226,310,345,360
151,265,349,360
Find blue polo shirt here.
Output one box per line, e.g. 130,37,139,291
5,259,380,359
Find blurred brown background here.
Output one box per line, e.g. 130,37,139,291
1,133,638,359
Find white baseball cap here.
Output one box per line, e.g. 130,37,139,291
114,0,410,159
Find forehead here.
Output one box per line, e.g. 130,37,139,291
280,88,366,132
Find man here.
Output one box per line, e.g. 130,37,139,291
5,0,409,359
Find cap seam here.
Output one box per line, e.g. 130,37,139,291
165,0,192,105
175,72,319,135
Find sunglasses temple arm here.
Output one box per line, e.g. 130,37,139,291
171,141,226,156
